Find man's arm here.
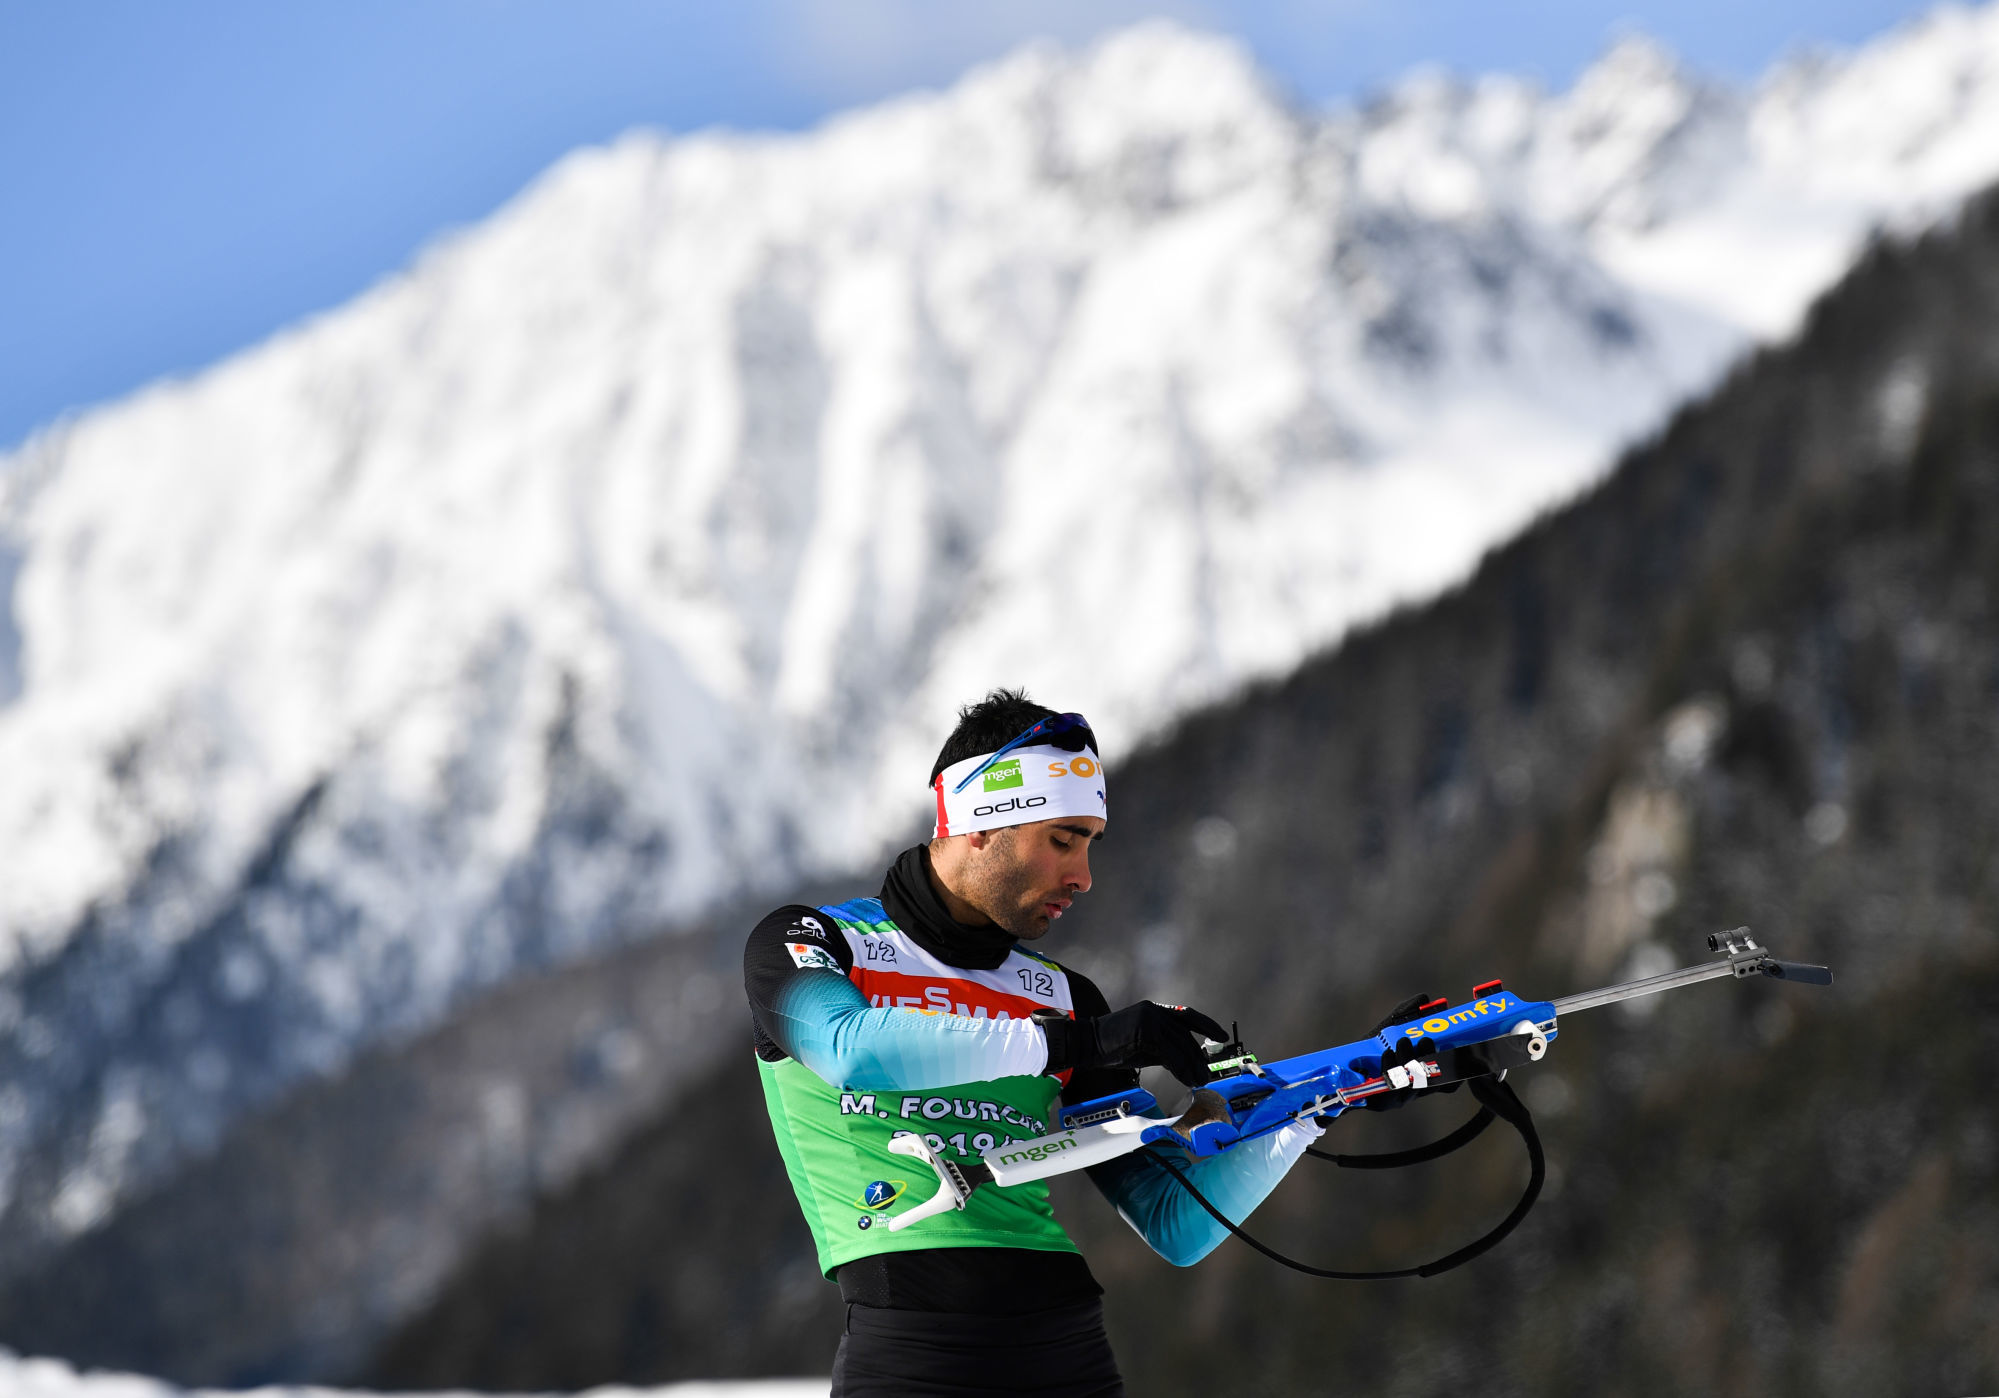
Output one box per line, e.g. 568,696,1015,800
1085,1123,1321,1267
1061,966,1320,1268
745,906,1049,1089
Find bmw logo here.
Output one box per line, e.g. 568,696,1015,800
857,1215,873,1230
862,1179,899,1208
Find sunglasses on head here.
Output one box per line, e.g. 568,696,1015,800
950,713,1097,794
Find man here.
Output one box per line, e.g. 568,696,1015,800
744,690,1324,1397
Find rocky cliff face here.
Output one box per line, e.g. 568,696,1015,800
7,3,1999,1293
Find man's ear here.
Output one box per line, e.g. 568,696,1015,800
965,829,994,852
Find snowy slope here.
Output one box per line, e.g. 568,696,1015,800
0,1350,824,1398
4,4,1999,1257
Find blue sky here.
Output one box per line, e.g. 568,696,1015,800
0,0,1948,451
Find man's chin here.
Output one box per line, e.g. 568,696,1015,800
1003,909,1053,940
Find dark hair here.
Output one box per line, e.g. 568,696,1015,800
928,688,1099,784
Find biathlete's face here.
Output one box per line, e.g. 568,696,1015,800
965,815,1104,940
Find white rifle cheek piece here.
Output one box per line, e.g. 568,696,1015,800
984,1111,1160,1186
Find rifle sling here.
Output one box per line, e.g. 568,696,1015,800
1305,1102,1495,1169
1150,1074,1544,1281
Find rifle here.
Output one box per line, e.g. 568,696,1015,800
885,928,1831,1277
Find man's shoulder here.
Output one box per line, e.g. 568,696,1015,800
743,898,899,962
744,905,858,990
1015,947,1113,1015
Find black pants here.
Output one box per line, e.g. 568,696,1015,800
830,1296,1125,1397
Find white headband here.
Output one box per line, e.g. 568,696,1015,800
931,744,1108,838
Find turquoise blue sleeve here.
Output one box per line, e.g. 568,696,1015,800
769,971,1049,1090
1092,1120,1321,1266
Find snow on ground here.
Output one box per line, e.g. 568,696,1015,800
0,1352,825,1398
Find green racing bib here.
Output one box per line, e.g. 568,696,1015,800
756,899,1083,1275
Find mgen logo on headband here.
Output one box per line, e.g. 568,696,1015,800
933,745,1108,838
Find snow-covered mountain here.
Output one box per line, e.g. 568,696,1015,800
5,4,1999,1258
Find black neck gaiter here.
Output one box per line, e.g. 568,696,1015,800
878,845,1018,971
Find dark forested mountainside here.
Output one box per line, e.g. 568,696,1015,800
368,187,1999,1396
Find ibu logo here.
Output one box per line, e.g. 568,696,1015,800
857,1179,904,1209
983,759,1024,793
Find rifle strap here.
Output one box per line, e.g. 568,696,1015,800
1305,1103,1494,1168
1149,1073,1544,1281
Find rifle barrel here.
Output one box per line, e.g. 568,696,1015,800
1550,955,1749,1017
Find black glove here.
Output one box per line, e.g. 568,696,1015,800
1039,1001,1228,1087
1365,993,1459,1111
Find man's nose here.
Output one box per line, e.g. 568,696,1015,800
1065,851,1092,895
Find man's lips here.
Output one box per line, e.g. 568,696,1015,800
1044,899,1071,919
